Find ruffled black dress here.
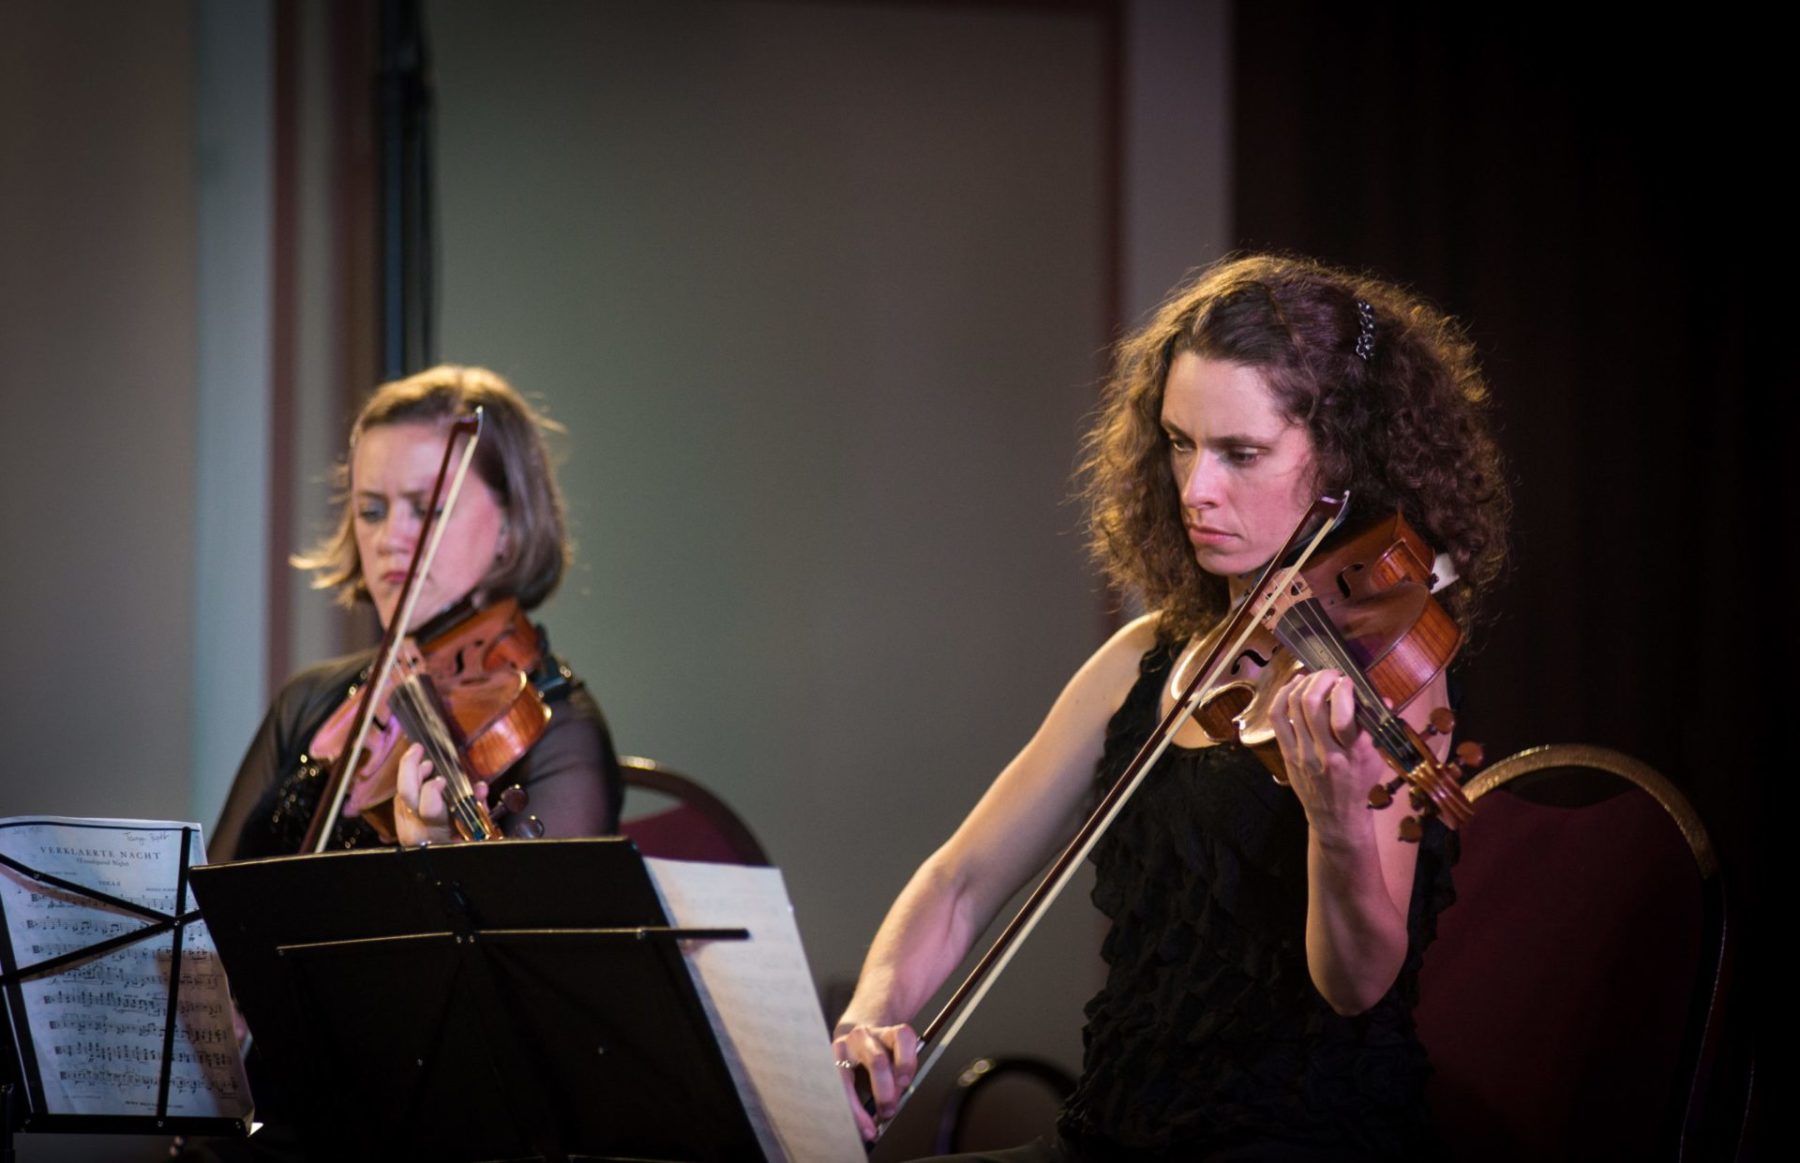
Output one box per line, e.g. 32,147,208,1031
1055,643,1456,1160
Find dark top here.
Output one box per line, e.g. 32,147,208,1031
1057,643,1456,1159
211,630,623,861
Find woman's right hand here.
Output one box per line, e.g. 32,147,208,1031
833,1019,920,1141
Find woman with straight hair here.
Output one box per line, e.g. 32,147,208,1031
212,364,621,862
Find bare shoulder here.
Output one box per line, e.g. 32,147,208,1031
940,611,1165,899
1061,612,1162,711
1016,612,1163,767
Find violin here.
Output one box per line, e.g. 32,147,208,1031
298,410,549,853
868,491,1482,1136
1185,509,1481,837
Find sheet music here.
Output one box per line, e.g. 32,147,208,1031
0,816,251,1120
646,858,863,1163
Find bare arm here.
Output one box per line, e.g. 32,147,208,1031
1272,668,1452,1015
833,614,1158,1138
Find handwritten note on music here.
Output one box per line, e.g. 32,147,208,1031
646,858,863,1163
0,817,251,1121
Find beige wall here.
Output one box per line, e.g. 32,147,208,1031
1,4,199,1160
0,1,1228,1154
425,0,1225,1148
0,3,198,823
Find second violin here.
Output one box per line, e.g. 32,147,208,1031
303,595,552,847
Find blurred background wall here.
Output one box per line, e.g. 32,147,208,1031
0,1,1754,1159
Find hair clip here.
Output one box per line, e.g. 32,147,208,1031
1354,300,1376,362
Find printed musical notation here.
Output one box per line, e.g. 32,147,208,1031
55,1068,221,1098
0,816,252,1121
647,858,866,1162
36,988,225,1023
50,1040,239,1072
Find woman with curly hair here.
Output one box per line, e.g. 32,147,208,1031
834,254,1508,1159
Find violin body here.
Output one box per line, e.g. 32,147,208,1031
405,599,554,783
1193,514,1455,765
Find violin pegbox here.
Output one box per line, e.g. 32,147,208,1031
1365,705,1481,842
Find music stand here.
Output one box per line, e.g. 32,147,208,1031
188,837,765,1162
0,818,251,1157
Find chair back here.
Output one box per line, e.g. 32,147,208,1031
932,1056,1077,1155
616,755,769,866
1416,744,1735,1161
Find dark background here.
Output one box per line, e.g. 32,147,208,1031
1236,5,1759,921
1233,9,1759,1149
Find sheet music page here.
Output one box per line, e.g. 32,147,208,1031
646,857,863,1163
0,816,251,1120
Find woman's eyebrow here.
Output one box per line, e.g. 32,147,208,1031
1202,430,1277,448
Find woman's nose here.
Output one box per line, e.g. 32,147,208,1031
1181,454,1221,508
379,507,422,550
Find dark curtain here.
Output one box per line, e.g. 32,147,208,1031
1232,3,1758,1146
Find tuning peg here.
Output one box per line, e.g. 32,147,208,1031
1368,773,1410,809
511,814,545,839
1398,816,1423,843
497,785,529,816
1454,740,1484,768
1425,707,1456,737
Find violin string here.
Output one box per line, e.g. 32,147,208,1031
1282,599,1473,825
1278,599,1423,769
1278,602,1386,728
391,675,487,838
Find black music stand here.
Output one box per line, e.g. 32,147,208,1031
188,837,765,1162
0,819,251,1158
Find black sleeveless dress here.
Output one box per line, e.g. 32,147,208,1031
1055,643,1456,1160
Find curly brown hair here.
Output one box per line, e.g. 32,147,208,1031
293,365,572,611
1080,254,1509,643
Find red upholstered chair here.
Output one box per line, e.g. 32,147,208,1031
1416,744,1742,1161
616,755,769,866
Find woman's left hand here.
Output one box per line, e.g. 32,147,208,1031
1269,669,1385,840
394,742,487,845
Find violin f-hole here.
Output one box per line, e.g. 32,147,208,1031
1228,647,1274,676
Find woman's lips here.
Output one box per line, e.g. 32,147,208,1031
1186,524,1234,547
